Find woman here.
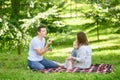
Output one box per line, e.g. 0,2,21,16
64,32,92,69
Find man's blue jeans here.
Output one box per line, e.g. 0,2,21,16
28,59,58,70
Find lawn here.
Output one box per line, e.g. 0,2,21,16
0,22,120,80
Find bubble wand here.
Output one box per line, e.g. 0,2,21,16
48,37,53,51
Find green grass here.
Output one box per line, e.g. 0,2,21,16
0,43,120,80
0,31,120,80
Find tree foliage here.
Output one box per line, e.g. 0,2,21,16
84,0,120,40
0,0,69,54
85,0,120,29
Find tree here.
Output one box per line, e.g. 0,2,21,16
84,0,120,40
0,0,68,54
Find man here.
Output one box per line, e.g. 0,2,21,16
27,25,58,70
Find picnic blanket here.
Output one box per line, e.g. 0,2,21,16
41,64,113,74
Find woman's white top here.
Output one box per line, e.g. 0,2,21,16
72,45,92,68
64,45,92,69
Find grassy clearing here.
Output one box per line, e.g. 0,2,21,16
0,28,120,80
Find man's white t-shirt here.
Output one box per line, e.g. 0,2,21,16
28,36,45,61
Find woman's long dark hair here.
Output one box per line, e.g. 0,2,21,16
77,32,88,46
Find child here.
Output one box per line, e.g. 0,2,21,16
64,40,78,69
64,32,92,70
71,40,78,57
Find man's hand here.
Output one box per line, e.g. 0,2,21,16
46,38,52,45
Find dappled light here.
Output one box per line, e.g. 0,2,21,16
0,0,120,80
47,47,72,57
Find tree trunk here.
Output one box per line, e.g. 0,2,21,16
70,0,72,17
96,21,99,41
18,45,21,55
11,0,21,55
11,0,20,17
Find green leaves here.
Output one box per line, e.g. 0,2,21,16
0,0,68,52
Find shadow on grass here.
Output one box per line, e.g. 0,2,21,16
79,23,95,30
68,23,94,30
53,38,74,46
89,36,120,44
92,45,120,52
